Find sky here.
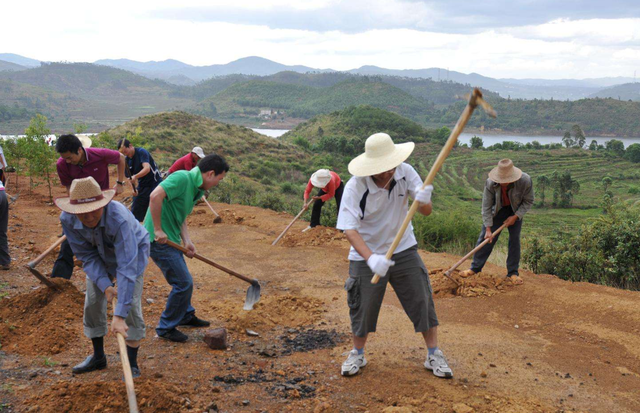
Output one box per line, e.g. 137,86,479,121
3,0,640,79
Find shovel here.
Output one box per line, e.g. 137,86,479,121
272,199,313,246
201,196,222,223
442,223,508,285
25,236,66,290
371,88,496,284
166,240,261,310
112,298,139,413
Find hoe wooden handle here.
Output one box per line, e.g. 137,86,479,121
372,89,492,284
444,223,507,276
202,196,221,218
27,236,66,269
272,199,313,246
112,298,139,413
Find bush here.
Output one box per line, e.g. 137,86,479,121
413,209,478,253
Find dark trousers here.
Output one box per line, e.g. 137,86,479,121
470,206,523,276
0,191,9,266
131,186,154,222
51,239,74,279
310,182,344,227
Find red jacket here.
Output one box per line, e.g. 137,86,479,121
168,153,197,174
304,171,341,202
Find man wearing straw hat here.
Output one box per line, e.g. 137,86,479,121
302,169,343,232
55,177,149,378
336,132,452,379
167,146,206,175
145,154,229,343
52,134,128,279
460,159,534,285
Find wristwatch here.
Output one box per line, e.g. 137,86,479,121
116,180,125,185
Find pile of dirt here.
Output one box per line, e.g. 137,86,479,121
280,227,346,248
429,269,513,298
212,294,324,332
24,380,190,413
0,279,84,355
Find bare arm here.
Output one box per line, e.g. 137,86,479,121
133,162,151,181
149,186,167,241
180,220,196,258
344,230,373,261
116,153,126,183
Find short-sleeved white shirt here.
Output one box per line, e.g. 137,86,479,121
337,162,424,261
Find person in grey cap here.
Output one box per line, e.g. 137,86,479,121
460,159,534,285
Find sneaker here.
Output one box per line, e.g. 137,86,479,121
424,349,453,378
341,349,367,376
158,328,188,343
459,269,476,278
179,315,211,328
302,226,312,233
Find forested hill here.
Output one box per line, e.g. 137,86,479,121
589,83,640,101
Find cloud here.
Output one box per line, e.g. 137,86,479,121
148,0,640,34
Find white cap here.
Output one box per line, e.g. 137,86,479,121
310,169,332,188
192,146,205,159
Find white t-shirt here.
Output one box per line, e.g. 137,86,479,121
337,162,424,261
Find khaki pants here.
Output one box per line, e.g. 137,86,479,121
83,275,146,341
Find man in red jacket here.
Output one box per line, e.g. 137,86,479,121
168,147,205,175
302,169,343,232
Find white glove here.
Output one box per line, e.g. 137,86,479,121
367,254,396,277
414,185,433,205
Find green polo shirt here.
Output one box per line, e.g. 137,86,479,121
144,167,205,244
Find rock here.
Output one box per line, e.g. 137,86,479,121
453,403,474,413
241,400,250,406
146,298,155,304
203,328,228,350
480,371,487,378
246,329,260,337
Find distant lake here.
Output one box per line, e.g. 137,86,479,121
251,129,640,148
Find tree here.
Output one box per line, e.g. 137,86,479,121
602,176,613,195
24,114,57,202
625,143,640,163
470,136,484,149
572,124,586,148
562,131,574,148
589,140,599,151
73,122,88,134
605,139,625,156
537,175,551,206
551,170,580,208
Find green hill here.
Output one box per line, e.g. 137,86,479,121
434,97,640,136
589,83,640,102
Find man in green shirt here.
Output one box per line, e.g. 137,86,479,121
144,154,229,342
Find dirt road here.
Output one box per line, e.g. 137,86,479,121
1,181,639,412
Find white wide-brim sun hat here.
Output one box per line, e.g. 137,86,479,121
78,135,92,148
488,159,522,183
348,133,415,177
54,177,115,214
310,169,331,188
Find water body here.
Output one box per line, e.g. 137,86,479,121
251,129,640,148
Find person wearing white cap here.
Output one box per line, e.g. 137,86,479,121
55,177,149,378
302,169,343,232
336,132,452,379
459,159,534,285
168,147,206,175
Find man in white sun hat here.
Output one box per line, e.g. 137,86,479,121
336,132,452,379
168,146,206,175
302,169,343,232
55,176,149,378
459,159,534,285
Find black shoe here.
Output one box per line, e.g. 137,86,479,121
72,355,107,374
179,315,210,328
158,329,188,343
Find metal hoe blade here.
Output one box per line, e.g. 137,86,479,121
243,280,261,311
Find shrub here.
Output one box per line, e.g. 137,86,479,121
413,209,478,253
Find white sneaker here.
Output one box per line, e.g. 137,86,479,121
424,349,453,378
341,349,367,376
302,226,312,233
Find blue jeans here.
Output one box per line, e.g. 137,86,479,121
150,242,196,335
470,207,523,276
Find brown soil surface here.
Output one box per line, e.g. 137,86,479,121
25,380,188,412
1,173,639,413
0,279,83,355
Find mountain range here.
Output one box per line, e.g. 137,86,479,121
1,53,637,101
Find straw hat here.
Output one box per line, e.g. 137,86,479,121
192,146,205,159
348,133,415,177
310,169,331,188
54,177,115,214
488,159,522,183
78,135,92,148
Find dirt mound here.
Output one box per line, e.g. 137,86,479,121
0,279,84,355
24,380,189,413
212,294,324,332
430,269,514,298
280,226,346,247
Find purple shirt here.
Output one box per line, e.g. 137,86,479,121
56,147,121,190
